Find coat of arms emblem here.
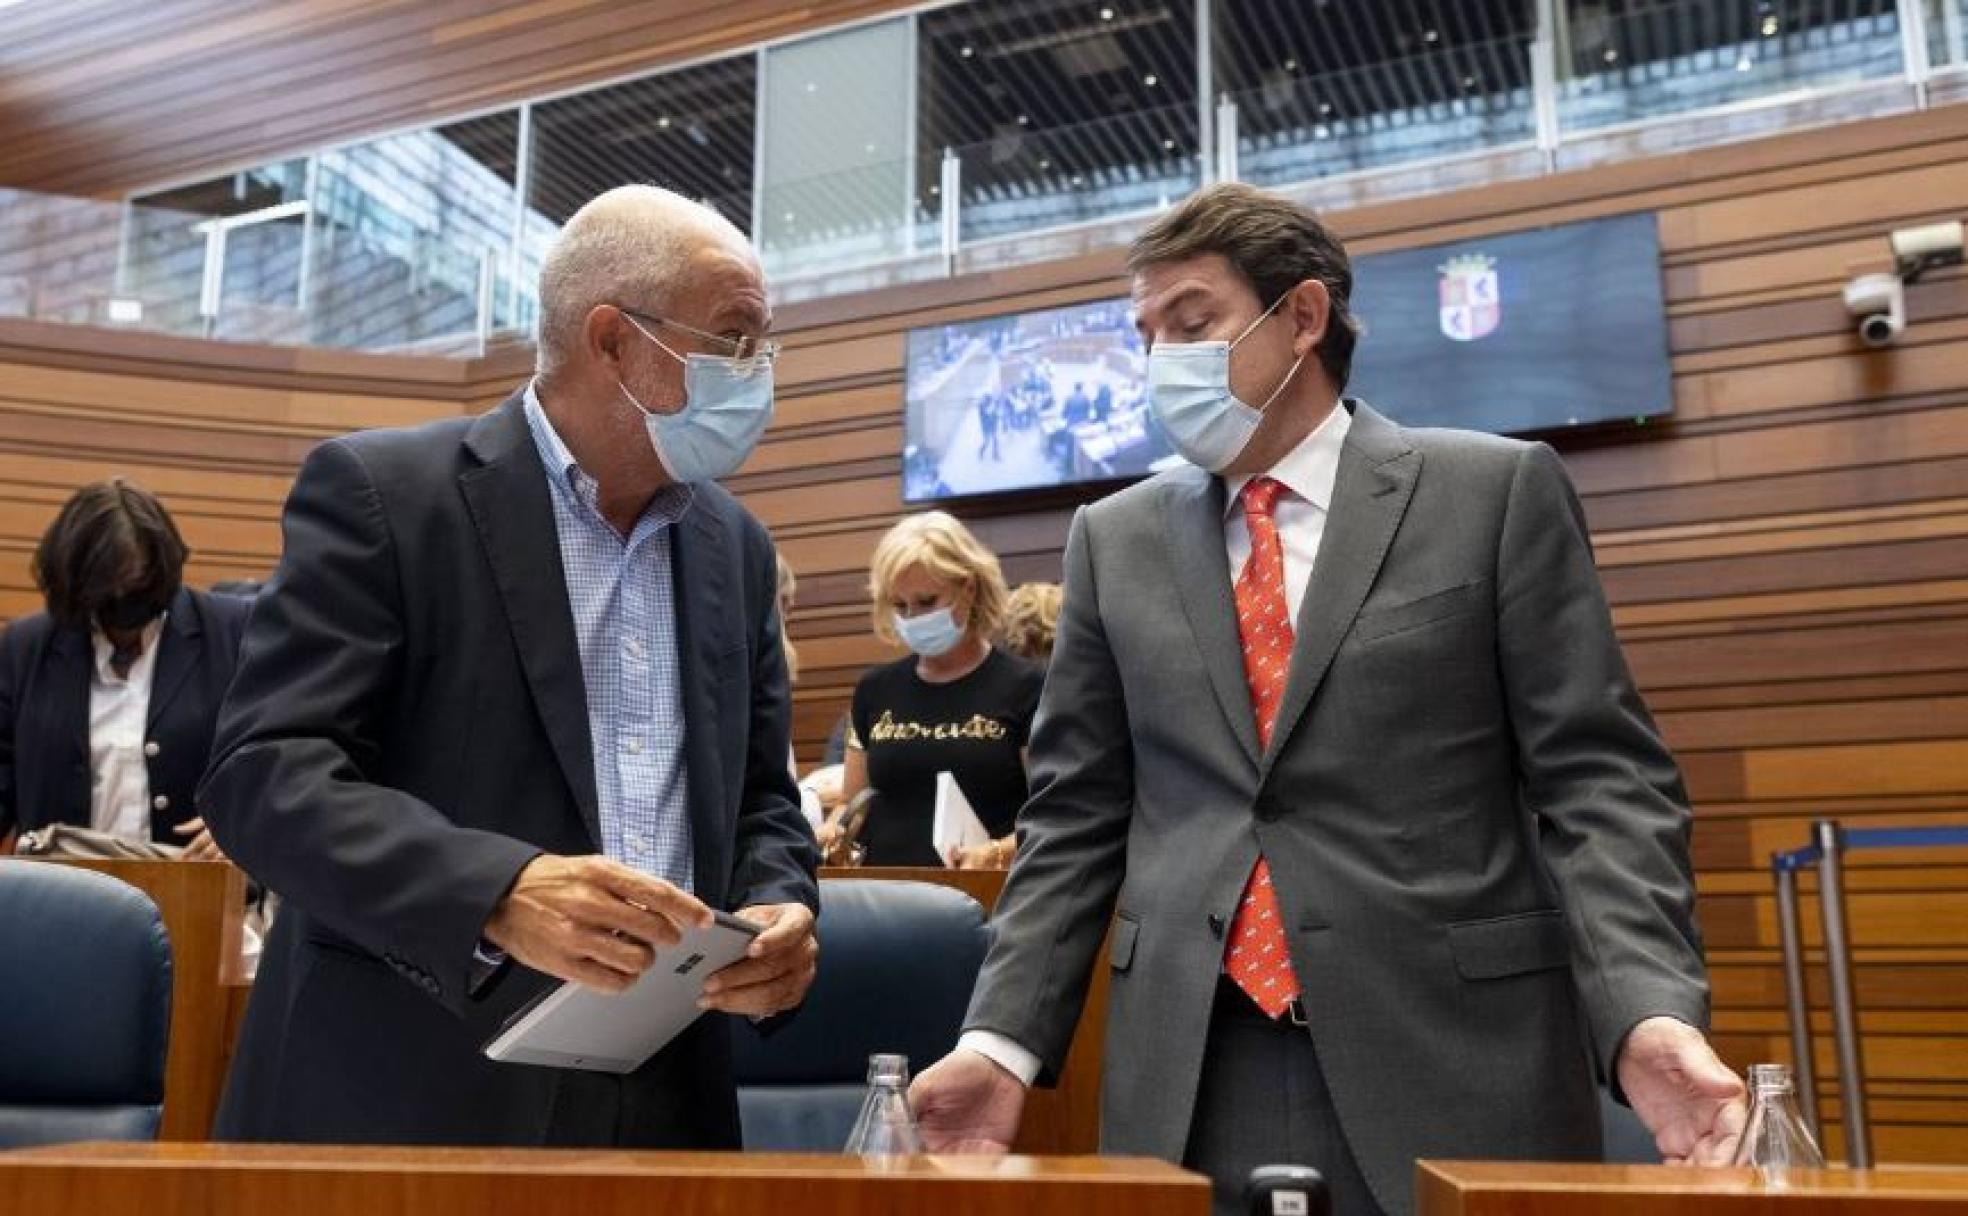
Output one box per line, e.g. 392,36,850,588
1439,253,1500,342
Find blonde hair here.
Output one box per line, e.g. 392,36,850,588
1000,582,1062,663
775,552,799,682
868,511,1009,646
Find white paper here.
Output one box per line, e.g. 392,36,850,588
932,771,991,867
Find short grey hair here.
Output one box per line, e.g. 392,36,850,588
535,185,752,374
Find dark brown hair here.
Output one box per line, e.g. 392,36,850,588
1129,182,1362,390
31,479,188,632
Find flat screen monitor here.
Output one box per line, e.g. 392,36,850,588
1346,210,1673,433
898,211,1671,503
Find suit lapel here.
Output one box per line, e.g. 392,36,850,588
458,394,602,848
146,588,202,729
1261,403,1420,776
1160,469,1263,770
46,629,93,814
669,502,735,902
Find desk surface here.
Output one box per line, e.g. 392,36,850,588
1418,1160,1968,1214
0,1143,1207,1216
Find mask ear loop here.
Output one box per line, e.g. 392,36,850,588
1232,288,1309,410
617,312,690,417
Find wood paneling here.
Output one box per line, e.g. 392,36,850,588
1,104,1966,1162
0,0,923,199
0,1143,1210,1216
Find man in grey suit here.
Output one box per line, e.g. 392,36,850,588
911,183,1746,1215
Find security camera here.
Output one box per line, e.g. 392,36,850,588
1891,220,1965,282
1843,272,1905,348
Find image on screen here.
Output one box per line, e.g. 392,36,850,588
901,298,1178,503
1346,211,1673,433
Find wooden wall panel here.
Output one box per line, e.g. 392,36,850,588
0,0,923,199
1,104,1965,1162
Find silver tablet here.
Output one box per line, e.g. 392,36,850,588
482,911,761,1073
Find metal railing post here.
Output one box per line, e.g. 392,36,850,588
1900,0,1934,109
1814,819,1871,1166
1213,96,1239,184
1772,859,1821,1136
939,147,961,277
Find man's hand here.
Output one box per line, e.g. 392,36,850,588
482,854,712,993
909,1049,1027,1154
701,903,818,1018
1616,1016,1748,1165
173,817,226,862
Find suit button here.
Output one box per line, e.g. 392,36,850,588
1207,913,1226,939
144,741,161,758
152,795,171,812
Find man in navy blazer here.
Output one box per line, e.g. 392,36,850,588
201,186,819,1147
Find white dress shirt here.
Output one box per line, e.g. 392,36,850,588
959,402,1355,1086
88,617,165,840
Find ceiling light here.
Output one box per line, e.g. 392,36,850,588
1603,48,1619,63
1038,157,1051,169
1314,124,1331,139
960,44,975,58
1143,73,1158,86
1162,138,1175,150
1762,16,1779,36
1423,29,1438,43
1017,114,1030,125
1284,57,1298,71
1736,54,1755,71
657,116,672,129
1462,75,1476,88
1100,6,1114,18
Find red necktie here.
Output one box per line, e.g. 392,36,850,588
1224,476,1302,1018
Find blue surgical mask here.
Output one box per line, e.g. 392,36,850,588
893,606,965,658
1146,294,1305,473
619,316,775,483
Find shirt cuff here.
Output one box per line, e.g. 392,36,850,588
959,1030,1041,1087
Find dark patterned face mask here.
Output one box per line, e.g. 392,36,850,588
96,591,171,633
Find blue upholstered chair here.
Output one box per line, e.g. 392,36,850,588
1599,1087,1661,1164
0,860,174,1146
733,878,989,1151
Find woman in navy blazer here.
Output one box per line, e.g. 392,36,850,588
0,480,251,850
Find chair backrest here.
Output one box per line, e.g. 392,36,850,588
732,878,989,1151
1599,1087,1661,1164
0,860,174,1146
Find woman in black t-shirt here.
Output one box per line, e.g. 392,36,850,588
822,512,1044,869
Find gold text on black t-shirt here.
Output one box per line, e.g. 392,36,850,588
867,710,1009,743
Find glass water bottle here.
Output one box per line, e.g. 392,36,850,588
1731,1062,1825,1183
845,1053,925,1158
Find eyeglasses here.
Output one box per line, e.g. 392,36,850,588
620,307,781,364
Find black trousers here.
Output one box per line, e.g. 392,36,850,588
1182,979,1383,1216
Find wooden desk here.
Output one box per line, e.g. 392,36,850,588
826,867,1109,1157
27,859,244,1142
1418,1161,1968,1214
0,1143,1208,1216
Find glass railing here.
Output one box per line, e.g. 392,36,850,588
951,102,1201,248
1555,1,1906,135
1227,34,1536,189
1927,0,1968,69
753,154,943,286
0,186,521,354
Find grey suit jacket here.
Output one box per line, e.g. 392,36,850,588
965,401,1707,1215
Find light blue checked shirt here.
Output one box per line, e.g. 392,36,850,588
522,383,696,891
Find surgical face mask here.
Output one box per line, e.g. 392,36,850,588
618,315,775,484
1145,294,1307,473
97,590,171,633
893,606,965,658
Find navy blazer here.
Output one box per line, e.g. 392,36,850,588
0,587,251,845
199,392,818,1147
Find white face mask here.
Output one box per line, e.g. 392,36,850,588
618,314,775,483
1145,293,1306,473
893,606,965,658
